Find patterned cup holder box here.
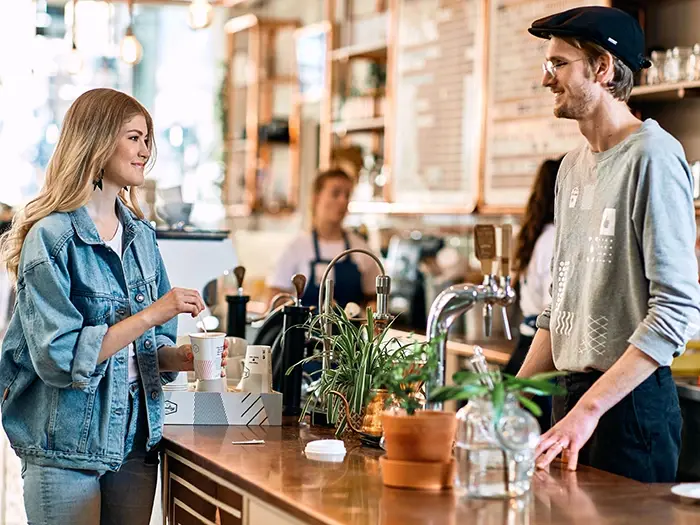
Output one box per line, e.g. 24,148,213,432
163,390,282,426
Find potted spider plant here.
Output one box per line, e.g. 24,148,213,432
373,334,457,464
287,306,409,437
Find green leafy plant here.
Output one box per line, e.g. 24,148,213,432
286,306,412,436
372,334,443,415
430,369,567,421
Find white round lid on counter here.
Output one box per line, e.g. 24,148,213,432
671,483,700,502
304,439,346,462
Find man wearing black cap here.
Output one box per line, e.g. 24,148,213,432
516,6,700,483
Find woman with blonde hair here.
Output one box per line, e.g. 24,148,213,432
0,88,225,524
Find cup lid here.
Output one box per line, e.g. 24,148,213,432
305,439,346,455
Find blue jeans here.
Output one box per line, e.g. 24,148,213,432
21,382,159,525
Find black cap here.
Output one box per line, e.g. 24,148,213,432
529,6,652,73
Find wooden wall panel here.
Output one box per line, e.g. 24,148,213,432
392,0,486,211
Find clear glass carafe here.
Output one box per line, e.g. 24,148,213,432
454,395,540,499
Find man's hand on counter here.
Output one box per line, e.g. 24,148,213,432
534,345,659,471
535,403,601,471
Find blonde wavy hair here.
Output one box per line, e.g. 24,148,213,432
0,88,156,282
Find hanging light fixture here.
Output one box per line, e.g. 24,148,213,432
188,0,213,30
66,0,83,75
120,0,142,65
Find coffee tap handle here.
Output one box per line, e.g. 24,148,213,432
474,225,497,277
291,274,307,306
233,266,246,295
500,224,512,278
501,306,512,341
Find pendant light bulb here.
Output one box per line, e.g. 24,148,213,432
188,0,213,30
120,27,143,66
66,42,83,75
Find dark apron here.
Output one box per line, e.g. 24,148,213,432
300,231,364,379
300,230,364,309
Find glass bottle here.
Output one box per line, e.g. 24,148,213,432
646,50,664,85
687,44,700,82
664,48,680,84
454,395,540,499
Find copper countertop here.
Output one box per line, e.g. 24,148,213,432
162,424,698,525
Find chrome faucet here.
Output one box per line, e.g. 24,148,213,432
425,224,516,408
317,248,391,370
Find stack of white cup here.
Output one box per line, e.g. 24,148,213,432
163,371,189,392
225,337,248,391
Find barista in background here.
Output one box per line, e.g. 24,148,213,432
504,157,562,431
267,169,381,309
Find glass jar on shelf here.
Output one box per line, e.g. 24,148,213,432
454,394,540,499
675,47,694,81
664,48,681,83
646,50,664,85
687,44,700,81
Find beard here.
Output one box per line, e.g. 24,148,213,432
553,85,596,120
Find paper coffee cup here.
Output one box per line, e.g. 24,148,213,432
225,337,248,382
236,345,273,394
189,332,225,381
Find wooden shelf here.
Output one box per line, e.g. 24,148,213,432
330,42,388,61
630,80,700,102
348,201,476,215
222,16,301,217
332,117,385,134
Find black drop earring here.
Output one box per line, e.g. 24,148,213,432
93,169,104,191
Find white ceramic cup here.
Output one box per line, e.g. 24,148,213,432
189,332,225,381
236,345,273,393
164,371,188,390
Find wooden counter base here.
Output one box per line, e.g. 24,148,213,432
161,424,698,525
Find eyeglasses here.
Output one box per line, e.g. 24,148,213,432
542,58,584,77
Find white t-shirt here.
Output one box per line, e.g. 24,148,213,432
103,221,139,382
519,223,555,320
267,231,381,297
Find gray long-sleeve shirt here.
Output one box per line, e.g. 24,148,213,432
537,119,700,372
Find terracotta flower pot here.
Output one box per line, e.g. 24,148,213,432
381,410,457,463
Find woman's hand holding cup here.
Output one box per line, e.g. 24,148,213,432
158,338,229,374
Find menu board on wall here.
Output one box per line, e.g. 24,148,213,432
482,0,609,210
392,0,485,210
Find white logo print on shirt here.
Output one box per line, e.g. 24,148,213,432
569,187,579,208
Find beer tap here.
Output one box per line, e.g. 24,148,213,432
425,224,516,409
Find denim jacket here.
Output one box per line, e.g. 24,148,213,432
0,199,178,472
